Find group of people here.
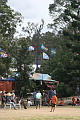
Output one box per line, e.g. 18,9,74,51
1,90,18,110
1,89,80,112
0,88,80,112
1,90,28,110
33,88,54,106
33,88,57,112
0,88,58,112
3,88,80,112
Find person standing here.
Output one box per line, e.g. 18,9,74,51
42,90,47,106
33,89,37,106
50,93,57,112
36,90,42,109
72,96,76,106
48,88,54,106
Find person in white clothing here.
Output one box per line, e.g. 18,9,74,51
27,99,32,106
36,90,42,109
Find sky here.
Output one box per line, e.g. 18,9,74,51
8,0,53,36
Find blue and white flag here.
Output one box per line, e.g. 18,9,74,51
28,46,34,51
43,52,49,59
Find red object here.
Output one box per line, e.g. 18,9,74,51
47,98,51,104
72,97,76,103
47,84,55,89
0,81,13,92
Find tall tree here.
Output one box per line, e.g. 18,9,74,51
22,20,44,71
0,0,22,38
49,0,80,88
11,37,35,96
0,0,22,77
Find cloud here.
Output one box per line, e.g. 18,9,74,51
8,0,53,35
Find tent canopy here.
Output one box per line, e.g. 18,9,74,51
31,73,55,82
0,76,16,81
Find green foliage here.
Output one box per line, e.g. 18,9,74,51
1,0,80,98
10,37,35,95
48,0,80,33
0,0,22,38
0,0,22,77
48,0,80,96
0,0,35,96
57,82,74,98
22,20,44,69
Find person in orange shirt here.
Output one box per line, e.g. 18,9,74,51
50,93,57,112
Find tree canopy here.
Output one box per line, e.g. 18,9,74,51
0,0,80,97
48,0,80,95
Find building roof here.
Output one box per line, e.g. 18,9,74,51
0,76,16,81
31,73,55,82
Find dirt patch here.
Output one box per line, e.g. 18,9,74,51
0,106,80,120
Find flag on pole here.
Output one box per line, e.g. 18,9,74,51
43,52,49,59
1,53,8,57
41,44,48,51
51,48,56,55
0,48,8,58
28,46,34,51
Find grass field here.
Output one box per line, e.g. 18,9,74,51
0,106,80,120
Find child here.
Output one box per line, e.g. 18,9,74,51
50,93,57,112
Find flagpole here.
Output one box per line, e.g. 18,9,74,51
36,51,38,70
42,70,43,86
